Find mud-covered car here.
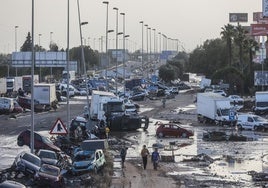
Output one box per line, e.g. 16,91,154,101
71,149,106,175
0,180,26,188
35,164,64,188
12,151,41,176
36,149,58,166
203,131,227,141
156,122,194,138
17,130,61,152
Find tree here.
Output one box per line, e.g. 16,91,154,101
233,24,247,73
20,32,32,52
49,42,59,52
221,24,235,66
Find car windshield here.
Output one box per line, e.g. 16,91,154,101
42,136,53,144
74,154,93,162
39,151,57,159
22,153,41,166
40,165,59,176
253,116,267,122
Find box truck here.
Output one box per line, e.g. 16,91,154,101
33,83,57,107
254,91,268,115
197,92,237,126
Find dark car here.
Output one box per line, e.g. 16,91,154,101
35,164,64,188
156,122,194,138
0,180,26,188
129,92,147,101
17,130,61,152
12,151,41,176
202,131,227,141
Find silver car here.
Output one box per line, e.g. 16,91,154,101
13,151,41,176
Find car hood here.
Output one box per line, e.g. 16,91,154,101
41,158,58,166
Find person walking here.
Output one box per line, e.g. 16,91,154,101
151,148,160,170
120,145,127,168
141,145,150,169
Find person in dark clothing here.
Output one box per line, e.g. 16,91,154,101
140,145,150,170
120,145,127,168
151,148,160,170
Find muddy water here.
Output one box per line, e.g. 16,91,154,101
115,104,268,187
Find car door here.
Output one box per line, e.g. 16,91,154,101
247,117,254,130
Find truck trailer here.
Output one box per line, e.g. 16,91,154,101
33,83,57,107
254,91,268,115
197,92,236,126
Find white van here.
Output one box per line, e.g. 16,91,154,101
0,97,14,113
236,114,268,131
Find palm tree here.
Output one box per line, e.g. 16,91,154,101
233,24,247,73
221,24,235,66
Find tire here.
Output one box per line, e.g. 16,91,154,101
17,138,24,147
181,133,188,138
158,132,164,138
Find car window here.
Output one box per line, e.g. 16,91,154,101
96,152,100,160
248,117,253,122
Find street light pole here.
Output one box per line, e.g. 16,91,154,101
158,32,161,54
139,21,144,75
15,26,18,77
113,7,119,93
38,33,42,82
103,1,109,88
152,28,156,61
50,31,53,83
77,0,90,120
148,27,151,63
30,0,35,154
120,12,126,94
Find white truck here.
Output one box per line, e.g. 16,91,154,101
90,90,119,121
33,83,57,107
254,91,268,115
6,77,23,93
62,70,76,83
0,78,7,95
197,92,237,126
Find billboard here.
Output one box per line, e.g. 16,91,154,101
255,71,268,86
229,13,248,22
253,12,268,23
251,24,268,36
263,0,268,17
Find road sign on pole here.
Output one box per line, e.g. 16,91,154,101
50,118,68,135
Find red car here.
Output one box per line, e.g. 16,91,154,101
17,130,61,152
156,122,194,138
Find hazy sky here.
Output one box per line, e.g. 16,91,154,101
0,0,262,53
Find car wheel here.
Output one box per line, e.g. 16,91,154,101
158,132,164,138
17,138,24,147
181,133,187,138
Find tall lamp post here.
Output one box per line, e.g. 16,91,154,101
15,25,19,77
77,0,90,120
144,24,148,63
139,21,144,75
113,7,119,93
103,1,109,87
148,27,151,63
120,12,126,93
152,28,156,61
158,32,161,54
50,31,53,83
38,34,42,82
